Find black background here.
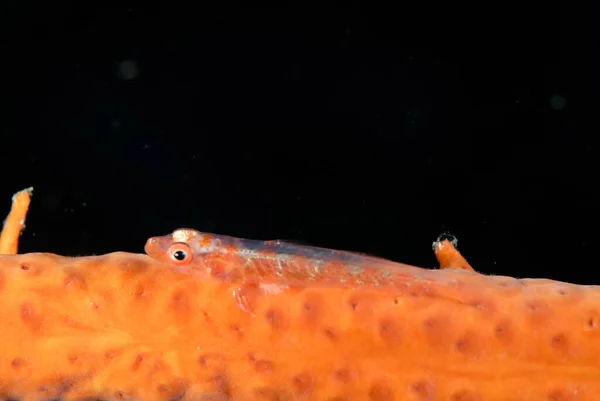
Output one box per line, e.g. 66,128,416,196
1,5,598,284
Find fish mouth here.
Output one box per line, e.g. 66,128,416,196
144,236,164,259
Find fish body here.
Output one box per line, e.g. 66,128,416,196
1,191,600,400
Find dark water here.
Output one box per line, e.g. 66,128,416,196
1,5,597,286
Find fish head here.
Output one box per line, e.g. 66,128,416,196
144,228,222,267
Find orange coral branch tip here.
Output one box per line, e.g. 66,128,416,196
0,186,33,255
432,233,474,271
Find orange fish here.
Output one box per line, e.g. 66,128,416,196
1,188,600,400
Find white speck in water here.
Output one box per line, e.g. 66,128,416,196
550,94,566,110
117,60,139,80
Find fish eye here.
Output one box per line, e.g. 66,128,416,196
173,250,186,260
167,242,193,265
